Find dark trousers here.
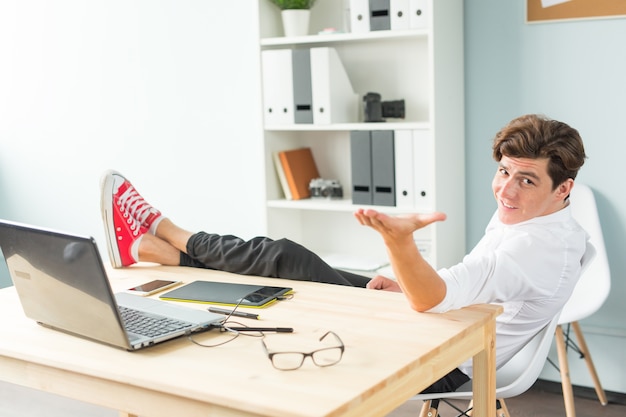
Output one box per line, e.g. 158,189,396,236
421,368,471,394
179,232,371,287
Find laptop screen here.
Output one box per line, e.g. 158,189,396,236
0,220,130,347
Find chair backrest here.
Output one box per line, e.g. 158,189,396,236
414,314,561,401
560,183,611,324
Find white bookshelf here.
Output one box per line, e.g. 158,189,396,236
257,0,465,270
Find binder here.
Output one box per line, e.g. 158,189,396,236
292,49,313,124
369,0,391,31
390,0,411,31
261,49,294,125
310,47,358,125
412,129,433,209
350,130,373,205
278,147,320,200
371,130,395,206
409,0,429,29
350,0,370,33
393,129,414,208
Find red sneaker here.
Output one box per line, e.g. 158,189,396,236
100,170,161,267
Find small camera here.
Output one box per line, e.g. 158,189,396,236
363,92,405,122
309,178,343,199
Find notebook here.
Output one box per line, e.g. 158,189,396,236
0,219,224,351
160,280,293,308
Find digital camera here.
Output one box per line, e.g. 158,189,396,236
309,178,343,199
363,92,405,122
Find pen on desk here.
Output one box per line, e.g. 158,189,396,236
227,327,294,333
208,306,259,320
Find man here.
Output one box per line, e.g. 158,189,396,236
355,113,588,391
101,114,588,393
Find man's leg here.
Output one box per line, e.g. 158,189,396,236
181,232,369,287
100,170,371,287
420,368,470,394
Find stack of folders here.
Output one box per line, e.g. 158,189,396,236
273,147,320,200
349,0,429,33
261,47,358,126
350,129,432,208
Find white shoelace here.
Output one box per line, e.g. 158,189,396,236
117,186,155,229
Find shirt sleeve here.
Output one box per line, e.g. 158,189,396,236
428,224,575,313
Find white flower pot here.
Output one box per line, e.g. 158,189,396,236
281,9,310,37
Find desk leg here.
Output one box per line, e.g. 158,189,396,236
472,319,497,417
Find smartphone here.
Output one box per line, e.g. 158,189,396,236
127,279,182,296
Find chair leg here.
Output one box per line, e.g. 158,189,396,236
556,324,577,417
419,400,438,417
497,399,510,417
571,321,608,405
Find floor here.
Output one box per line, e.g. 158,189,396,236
387,380,626,417
1,379,625,417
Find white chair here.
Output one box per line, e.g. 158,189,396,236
413,313,561,417
552,183,611,417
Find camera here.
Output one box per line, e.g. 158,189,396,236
309,178,343,199
363,92,405,122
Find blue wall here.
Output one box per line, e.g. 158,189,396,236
465,1,626,391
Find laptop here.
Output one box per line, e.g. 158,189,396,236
0,219,224,351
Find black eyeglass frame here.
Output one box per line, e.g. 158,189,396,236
261,331,345,371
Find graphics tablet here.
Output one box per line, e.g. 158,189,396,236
159,281,293,308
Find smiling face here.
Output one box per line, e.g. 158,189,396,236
492,156,574,225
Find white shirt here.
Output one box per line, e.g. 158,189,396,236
430,205,588,377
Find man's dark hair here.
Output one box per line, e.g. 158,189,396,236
492,114,587,189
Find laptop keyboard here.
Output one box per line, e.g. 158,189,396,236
119,306,193,337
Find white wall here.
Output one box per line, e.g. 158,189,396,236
0,0,266,283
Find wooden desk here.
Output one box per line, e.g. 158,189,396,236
0,265,501,417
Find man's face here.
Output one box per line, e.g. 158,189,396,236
492,156,570,225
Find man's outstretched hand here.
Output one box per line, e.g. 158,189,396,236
354,209,447,243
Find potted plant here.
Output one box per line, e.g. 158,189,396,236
268,0,317,37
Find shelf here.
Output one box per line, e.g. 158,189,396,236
266,198,423,214
264,121,430,132
260,29,428,47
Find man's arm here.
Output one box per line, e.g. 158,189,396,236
354,209,447,312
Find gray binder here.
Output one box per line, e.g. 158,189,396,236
292,49,313,124
372,130,396,206
350,130,373,205
369,0,391,31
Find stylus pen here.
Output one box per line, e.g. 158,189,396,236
227,327,294,333
208,306,259,320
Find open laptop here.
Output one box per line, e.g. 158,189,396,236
0,219,224,350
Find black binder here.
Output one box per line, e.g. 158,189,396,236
351,130,373,205
372,130,396,206
369,0,391,31
292,48,314,124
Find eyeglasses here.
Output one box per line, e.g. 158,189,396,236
261,331,345,371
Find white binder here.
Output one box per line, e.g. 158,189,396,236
412,129,433,209
261,49,294,125
349,0,371,33
310,47,358,125
409,0,429,29
394,129,433,209
390,0,411,31
394,129,415,208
